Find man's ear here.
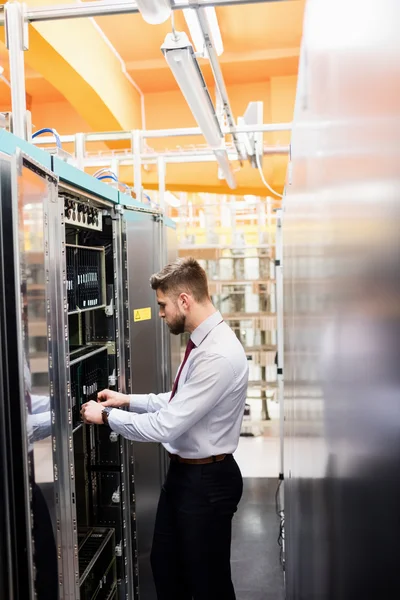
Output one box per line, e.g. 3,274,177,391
178,292,191,309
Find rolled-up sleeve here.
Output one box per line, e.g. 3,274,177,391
108,353,234,442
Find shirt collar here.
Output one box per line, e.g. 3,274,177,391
190,311,223,348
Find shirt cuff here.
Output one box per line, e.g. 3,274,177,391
129,394,149,413
108,407,130,435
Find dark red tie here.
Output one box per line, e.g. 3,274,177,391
169,339,196,401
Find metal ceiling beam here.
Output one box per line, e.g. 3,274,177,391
190,3,244,162
0,0,290,25
30,123,292,145
76,146,290,168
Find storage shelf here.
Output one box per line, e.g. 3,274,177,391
209,279,275,285
243,345,277,352
247,381,278,391
28,320,47,336
30,354,48,374
223,312,276,320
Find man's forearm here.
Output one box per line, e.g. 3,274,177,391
129,392,171,413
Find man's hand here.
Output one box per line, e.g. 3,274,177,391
97,389,130,408
81,400,103,425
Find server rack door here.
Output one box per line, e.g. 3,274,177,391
0,153,19,600
158,221,180,480
164,223,180,385
113,211,136,600
0,153,61,599
125,210,164,600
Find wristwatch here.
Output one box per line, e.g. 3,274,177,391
102,407,113,426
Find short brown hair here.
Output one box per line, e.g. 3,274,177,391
150,257,210,303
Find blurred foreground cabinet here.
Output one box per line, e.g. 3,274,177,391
284,1,400,599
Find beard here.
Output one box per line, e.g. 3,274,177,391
166,312,186,335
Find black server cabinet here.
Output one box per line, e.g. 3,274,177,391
62,188,137,600
0,150,138,599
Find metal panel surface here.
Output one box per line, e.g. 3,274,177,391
53,156,119,204
0,152,19,600
51,180,80,599
112,213,136,600
283,1,400,599
165,222,180,391
0,129,52,169
125,209,164,600
7,154,60,599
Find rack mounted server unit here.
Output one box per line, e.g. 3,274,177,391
0,131,179,600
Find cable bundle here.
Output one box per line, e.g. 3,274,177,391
275,479,285,569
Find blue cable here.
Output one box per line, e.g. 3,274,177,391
32,128,62,149
97,175,119,182
94,168,118,179
95,170,131,193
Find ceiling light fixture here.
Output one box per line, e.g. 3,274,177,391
183,7,224,57
135,0,171,25
161,31,223,149
162,31,236,188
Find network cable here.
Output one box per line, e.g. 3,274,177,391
32,127,62,149
255,141,283,199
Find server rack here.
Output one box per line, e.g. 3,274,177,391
121,204,179,600
0,135,178,600
54,160,136,600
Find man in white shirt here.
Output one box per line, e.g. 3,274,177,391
82,257,249,600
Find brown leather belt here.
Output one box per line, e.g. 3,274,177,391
168,453,228,465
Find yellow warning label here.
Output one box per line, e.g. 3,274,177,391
134,307,152,322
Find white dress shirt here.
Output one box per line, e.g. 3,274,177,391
108,311,249,458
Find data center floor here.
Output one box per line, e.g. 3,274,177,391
232,477,285,600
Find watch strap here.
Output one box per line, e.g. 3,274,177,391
102,407,112,426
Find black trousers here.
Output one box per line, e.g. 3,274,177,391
150,454,243,600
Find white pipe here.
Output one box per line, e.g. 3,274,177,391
31,123,292,145
157,156,166,211
141,123,292,138
5,3,28,140
276,209,284,483
79,145,289,167
133,130,142,201
0,0,273,25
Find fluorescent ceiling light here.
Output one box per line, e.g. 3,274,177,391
183,7,224,57
0,66,3,75
164,191,180,207
162,31,235,189
135,0,171,24
161,31,223,149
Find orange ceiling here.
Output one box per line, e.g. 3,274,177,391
95,1,304,92
0,0,305,195
0,1,304,99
